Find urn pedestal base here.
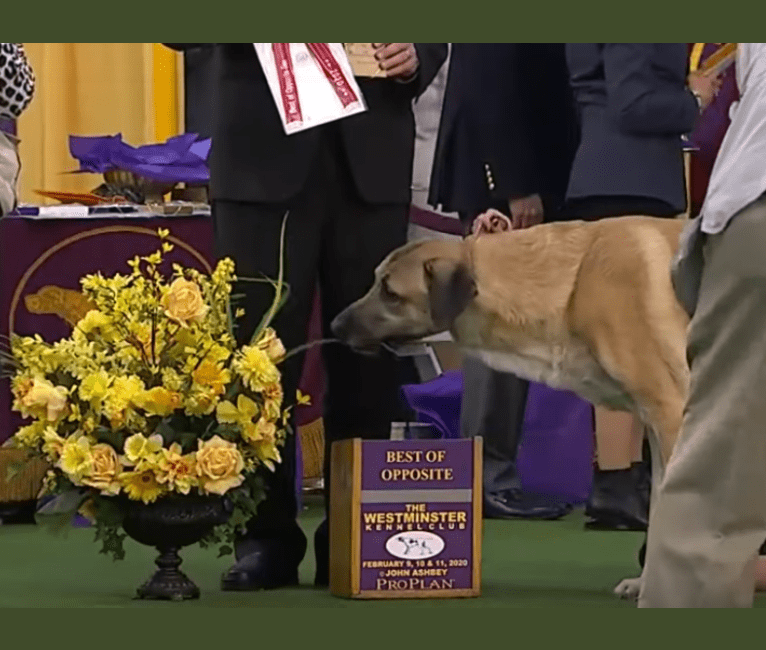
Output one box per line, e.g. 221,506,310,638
120,495,232,601
136,547,200,601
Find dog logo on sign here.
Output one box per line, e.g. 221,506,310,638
385,531,445,559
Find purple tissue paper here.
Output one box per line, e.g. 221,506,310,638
68,133,211,185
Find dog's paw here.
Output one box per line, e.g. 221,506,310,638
613,576,643,600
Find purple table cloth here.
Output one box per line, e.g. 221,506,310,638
0,213,216,445
401,371,594,503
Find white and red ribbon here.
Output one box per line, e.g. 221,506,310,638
305,43,359,108
271,42,303,126
257,43,367,135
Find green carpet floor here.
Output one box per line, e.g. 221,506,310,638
0,496,764,607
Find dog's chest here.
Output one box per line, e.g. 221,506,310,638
467,340,635,411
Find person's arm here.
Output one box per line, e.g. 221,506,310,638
412,43,448,97
603,43,699,136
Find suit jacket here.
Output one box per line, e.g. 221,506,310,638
565,43,698,213
429,43,579,218
165,43,447,205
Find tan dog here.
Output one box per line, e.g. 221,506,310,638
331,215,690,599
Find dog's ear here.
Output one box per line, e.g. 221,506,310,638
424,258,477,328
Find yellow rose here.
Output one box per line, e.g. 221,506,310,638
20,378,68,422
135,386,183,417
161,278,209,326
255,328,286,363
81,443,122,495
195,435,244,495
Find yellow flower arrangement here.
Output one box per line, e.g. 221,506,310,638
3,226,305,561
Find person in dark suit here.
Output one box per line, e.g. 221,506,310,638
165,43,448,590
429,43,579,520
562,43,720,533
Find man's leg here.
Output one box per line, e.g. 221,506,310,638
213,192,324,590
312,147,413,585
458,209,571,520
461,356,571,519
639,196,766,608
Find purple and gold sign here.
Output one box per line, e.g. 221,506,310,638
330,438,482,599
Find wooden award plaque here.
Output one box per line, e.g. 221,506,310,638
329,437,482,599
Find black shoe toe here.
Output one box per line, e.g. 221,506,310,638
221,551,300,591
484,489,572,520
221,531,305,591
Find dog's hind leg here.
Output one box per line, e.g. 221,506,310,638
585,330,684,601
613,423,667,601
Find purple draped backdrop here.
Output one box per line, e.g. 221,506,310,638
401,372,594,504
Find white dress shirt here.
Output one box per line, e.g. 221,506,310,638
701,43,766,234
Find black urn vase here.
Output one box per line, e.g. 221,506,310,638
121,495,233,601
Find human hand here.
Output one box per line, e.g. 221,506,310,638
471,208,512,236
688,71,723,111
509,194,544,229
373,43,419,80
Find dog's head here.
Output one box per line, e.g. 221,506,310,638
331,239,477,353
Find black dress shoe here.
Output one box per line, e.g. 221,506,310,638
221,528,307,591
632,460,651,511
314,519,329,587
585,468,648,531
484,489,573,520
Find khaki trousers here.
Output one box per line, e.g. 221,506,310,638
640,195,766,607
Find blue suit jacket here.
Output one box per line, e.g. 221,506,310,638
565,43,699,213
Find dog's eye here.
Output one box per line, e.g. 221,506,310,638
381,279,401,302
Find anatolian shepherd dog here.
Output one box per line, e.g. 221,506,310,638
331,213,690,600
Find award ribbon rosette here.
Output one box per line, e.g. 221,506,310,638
254,43,368,136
